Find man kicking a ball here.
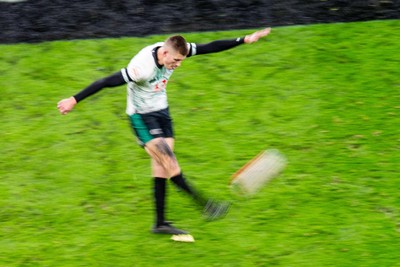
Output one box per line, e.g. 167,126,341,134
57,27,271,235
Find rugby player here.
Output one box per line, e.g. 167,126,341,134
57,27,271,234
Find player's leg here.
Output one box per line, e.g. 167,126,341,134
147,138,174,228
148,141,172,228
145,138,189,234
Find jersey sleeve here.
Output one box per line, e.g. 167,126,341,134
188,37,245,56
73,71,126,102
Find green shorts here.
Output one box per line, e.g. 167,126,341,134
128,108,174,146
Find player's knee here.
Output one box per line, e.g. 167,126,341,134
155,140,175,159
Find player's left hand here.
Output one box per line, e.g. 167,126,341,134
244,27,271,44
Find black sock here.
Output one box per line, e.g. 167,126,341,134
154,177,167,227
170,172,208,206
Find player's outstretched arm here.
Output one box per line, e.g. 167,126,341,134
191,27,271,56
57,71,126,115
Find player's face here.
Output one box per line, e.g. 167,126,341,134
164,50,186,70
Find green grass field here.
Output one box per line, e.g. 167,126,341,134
1,19,399,266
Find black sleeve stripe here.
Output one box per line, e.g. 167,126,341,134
187,43,196,57
121,68,133,82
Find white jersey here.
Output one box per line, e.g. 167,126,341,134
122,42,197,115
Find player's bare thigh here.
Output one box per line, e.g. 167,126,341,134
145,137,180,178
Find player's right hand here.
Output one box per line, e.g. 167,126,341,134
57,96,77,115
